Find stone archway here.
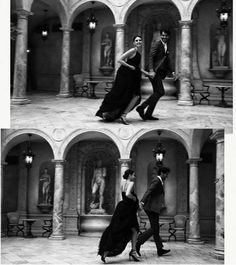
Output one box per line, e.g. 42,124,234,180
1,130,55,233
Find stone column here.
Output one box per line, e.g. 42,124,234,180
49,160,65,240
118,158,131,179
117,158,131,201
211,130,224,260
113,24,125,72
58,27,73,98
1,162,7,236
1,162,7,203
177,20,193,106
186,158,204,244
191,15,203,91
11,10,32,105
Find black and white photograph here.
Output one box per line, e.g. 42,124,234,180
0,0,235,264
1,128,226,264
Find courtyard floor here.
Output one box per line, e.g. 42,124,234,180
10,92,233,133
1,235,225,265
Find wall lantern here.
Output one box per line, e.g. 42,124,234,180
41,9,49,41
152,130,166,167
216,0,231,28
87,1,98,34
23,134,35,169
23,133,35,224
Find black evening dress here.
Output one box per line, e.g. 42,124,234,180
96,52,142,121
98,191,139,258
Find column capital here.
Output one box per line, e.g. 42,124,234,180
113,23,126,29
15,9,33,18
51,159,66,164
1,161,8,167
179,20,193,28
210,130,224,143
60,27,74,32
118,158,131,164
186,158,202,165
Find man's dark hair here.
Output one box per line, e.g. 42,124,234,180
158,166,170,175
160,29,170,36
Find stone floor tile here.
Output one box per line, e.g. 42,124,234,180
10,93,233,133
1,236,224,265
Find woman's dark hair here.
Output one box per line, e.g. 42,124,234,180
158,166,170,175
132,35,142,42
123,169,134,179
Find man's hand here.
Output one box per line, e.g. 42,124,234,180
172,72,177,81
139,201,144,210
149,71,156,79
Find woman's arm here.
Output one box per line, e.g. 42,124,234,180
125,181,136,201
117,48,137,70
141,69,151,77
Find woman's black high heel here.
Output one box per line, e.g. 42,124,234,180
120,115,129,125
129,250,140,262
101,254,106,263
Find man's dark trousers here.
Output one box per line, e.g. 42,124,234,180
140,72,165,117
137,210,163,250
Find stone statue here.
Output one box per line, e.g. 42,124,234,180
39,168,52,204
214,28,227,67
101,32,113,67
90,160,107,212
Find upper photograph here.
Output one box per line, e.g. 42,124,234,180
10,0,233,132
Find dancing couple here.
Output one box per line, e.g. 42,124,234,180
96,30,175,125
98,167,171,263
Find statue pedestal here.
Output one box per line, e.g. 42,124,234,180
99,66,114,76
80,214,112,236
37,203,53,213
209,67,231,78
89,208,106,215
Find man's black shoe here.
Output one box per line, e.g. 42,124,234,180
136,242,141,257
145,115,159,120
158,249,170,256
136,106,146,120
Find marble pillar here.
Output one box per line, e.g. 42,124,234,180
191,17,203,90
11,10,32,105
211,130,224,260
118,159,131,200
113,24,125,72
177,21,193,106
49,160,65,240
1,162,7,203
119,158,131,179
187,158,204,244
58,27,73,98
1,162,8,236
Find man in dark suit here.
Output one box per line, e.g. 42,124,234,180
136,166,171,257
136,30,174,120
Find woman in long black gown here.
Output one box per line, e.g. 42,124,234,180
96,36,150,125
98,169,140,263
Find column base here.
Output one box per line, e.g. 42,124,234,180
49,234,65,240
56,92,72,98
177,99,193,106
212,248,224,260
11,97,31,105
187,238,205,244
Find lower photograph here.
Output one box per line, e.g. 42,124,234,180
1,128,224,264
